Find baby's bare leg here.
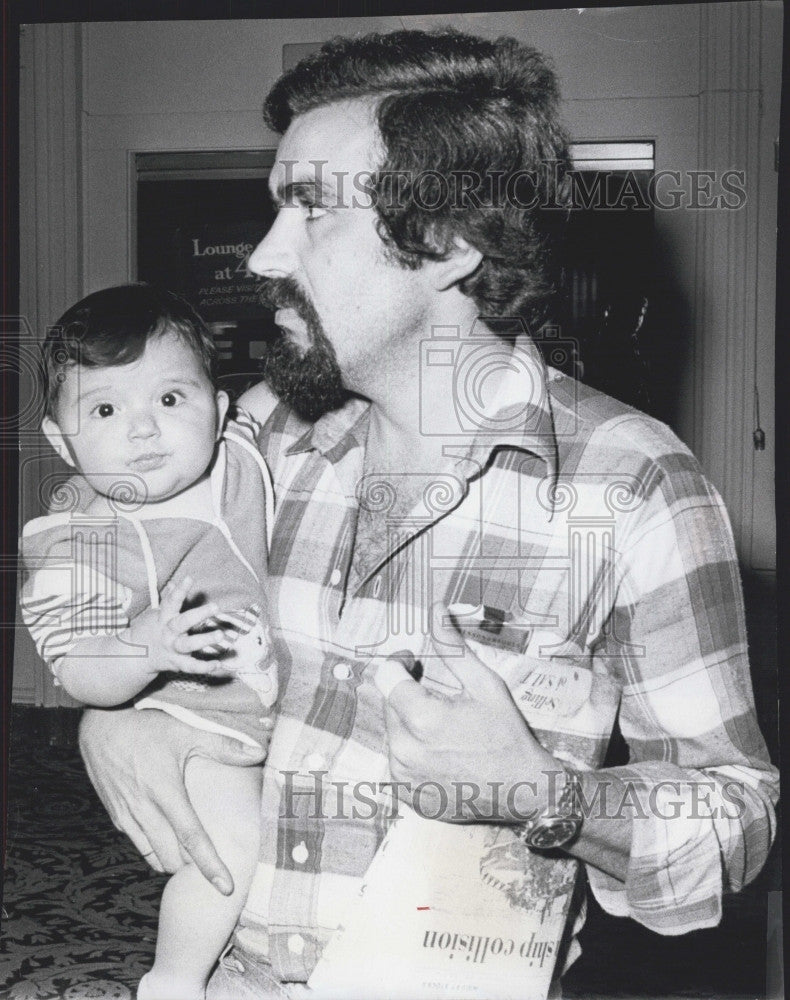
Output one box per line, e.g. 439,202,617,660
138,755,262,1000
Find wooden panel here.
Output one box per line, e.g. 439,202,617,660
15,23,83,706
694,2,776,566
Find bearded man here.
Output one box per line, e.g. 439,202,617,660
79,29,778,999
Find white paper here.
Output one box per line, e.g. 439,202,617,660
308,806,576,1000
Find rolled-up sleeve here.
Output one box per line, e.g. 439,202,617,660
586,452,779,934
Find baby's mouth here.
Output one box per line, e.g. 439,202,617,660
129,453,168,471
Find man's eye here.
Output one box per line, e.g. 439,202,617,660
304,202,326,222
160,392,182,407
93,403,114,418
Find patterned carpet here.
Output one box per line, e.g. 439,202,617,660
2,708,166,999
1,706,781,1000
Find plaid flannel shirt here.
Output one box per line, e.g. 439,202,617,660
238,336,778,984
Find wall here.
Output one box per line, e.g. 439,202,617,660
15,4,780,701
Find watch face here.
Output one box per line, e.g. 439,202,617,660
527,817,581,850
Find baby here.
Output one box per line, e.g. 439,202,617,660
20,284,277,1000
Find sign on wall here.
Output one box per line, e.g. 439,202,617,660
136,151,277,395
175,223,264,321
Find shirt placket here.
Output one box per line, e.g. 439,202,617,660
268,444,365,980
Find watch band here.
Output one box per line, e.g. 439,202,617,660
516,763,583,851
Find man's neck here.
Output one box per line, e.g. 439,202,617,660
360,313,513,478
364,406,447,478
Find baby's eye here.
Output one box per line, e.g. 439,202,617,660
93,403,114,418
160,391,183,407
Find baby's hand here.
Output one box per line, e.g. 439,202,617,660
129,575,238,677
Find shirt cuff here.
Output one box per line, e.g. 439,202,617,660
585,769,724,935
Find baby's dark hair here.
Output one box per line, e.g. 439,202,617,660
43,284,217,418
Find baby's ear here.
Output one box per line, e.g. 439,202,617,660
215,390,230,438
41,416,76,468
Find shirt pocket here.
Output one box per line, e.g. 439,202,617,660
467,630,621,753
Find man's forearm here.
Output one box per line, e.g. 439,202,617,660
563,769,631,882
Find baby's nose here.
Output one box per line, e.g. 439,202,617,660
128,411,160,438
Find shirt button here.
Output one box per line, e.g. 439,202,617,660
305,752,326,771
330,568,342,586
291,841,309,865
333,661,353,680
288,934,305,955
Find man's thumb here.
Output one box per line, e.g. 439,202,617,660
430,601,498,693
194,727,270,766
371,651,419,700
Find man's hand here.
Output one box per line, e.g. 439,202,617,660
129,574,238,677
373,603,560,824
79,706,268,893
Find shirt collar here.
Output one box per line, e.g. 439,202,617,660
452,333,559,484
285,395,370,457
283,335,559,483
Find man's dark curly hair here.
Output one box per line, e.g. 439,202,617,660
264,28,571,330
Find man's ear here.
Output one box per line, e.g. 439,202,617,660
41,416,76,468
215,389,230,439
428,237,483,292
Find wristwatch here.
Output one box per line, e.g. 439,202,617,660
517,763,583,850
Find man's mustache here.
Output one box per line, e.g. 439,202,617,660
257,277,313,318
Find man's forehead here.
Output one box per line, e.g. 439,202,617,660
269,98,382,190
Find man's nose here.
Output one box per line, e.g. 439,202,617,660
127,410,160,440
247,213,295,278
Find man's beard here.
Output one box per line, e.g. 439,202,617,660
257,278,349,422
